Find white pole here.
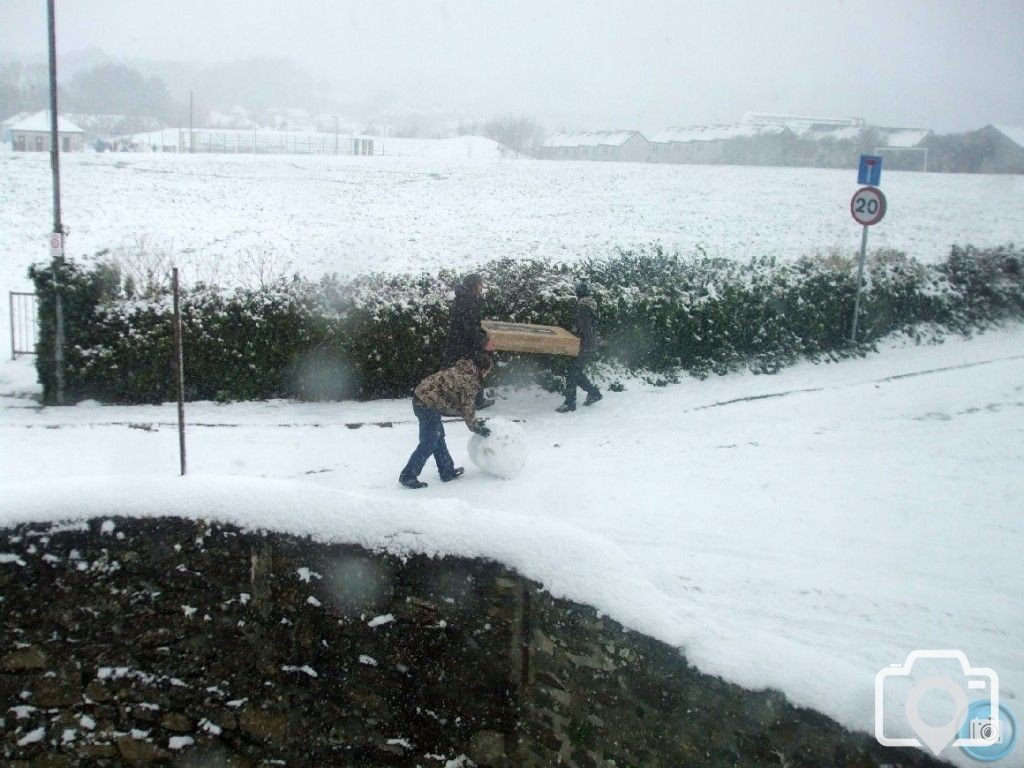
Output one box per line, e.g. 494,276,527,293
850,225,869,342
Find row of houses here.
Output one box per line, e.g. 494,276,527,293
6,108,1023,173
539,114,1024,174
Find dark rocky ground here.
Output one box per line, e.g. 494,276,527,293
0,516,949,768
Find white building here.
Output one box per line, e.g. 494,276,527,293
539,131,651,162
7,110,85,152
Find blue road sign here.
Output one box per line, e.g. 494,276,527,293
858,155,883,186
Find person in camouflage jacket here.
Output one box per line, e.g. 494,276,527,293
557,281,602,412
399,354,493,489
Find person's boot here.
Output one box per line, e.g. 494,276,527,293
441,467,465,482
399,475,428,489
583,391,603,406
555,402,576,413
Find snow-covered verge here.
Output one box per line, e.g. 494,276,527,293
2,324,1022,766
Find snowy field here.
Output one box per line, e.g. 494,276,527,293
2,151,1023,297
2,326,1023,766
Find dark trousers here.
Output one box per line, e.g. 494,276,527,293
400,400,457,481
564,353,599,406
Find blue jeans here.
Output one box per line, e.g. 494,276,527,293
400,400,457,481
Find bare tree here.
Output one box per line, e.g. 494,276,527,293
480,115,545,156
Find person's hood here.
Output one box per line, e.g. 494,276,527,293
453,358,480,379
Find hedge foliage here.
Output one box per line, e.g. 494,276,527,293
30,244,1024,405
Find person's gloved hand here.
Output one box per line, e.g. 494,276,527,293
470,420,491,438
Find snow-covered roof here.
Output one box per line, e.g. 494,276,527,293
648,123,788,144
8,110,84,134
543,131,641,148
742,112,865,130
992,125,1024,149
2,111,34,129
879,129,930,148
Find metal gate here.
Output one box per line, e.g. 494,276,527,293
9,292,38,359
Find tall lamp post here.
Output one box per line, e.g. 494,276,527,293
47,0,66,405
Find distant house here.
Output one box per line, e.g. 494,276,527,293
647,114,937,170
989,125,1024,173
649,123,792,165
873,127,932,171
539,131,651,162
647,114,871,167
741,112,865,135
8,110,85,152
920,125,1024,174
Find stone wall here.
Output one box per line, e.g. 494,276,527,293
0,517,946,767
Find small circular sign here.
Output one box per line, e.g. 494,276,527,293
851,186,887,226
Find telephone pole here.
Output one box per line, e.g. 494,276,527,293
47,0,66,405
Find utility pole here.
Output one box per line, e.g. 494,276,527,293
46,0,66,405
189,90,194,153
172,268,187,476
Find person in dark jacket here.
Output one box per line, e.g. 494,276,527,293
442,274,495,410
557,281,602,413
399,353,493,489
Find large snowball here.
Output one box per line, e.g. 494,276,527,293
468,419,527,479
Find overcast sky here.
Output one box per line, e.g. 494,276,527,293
2,0,1022,132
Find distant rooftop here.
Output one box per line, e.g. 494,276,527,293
992,125,1024,149
8,110,84,134
878,128,931,148
543,131,641,148
742,112,865,130
648,124,783,144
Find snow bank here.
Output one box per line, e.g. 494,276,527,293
0,474,693,653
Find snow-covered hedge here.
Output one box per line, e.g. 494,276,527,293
30,244,1024,404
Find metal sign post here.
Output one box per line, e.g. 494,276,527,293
172,268,187,476
849,186,888,342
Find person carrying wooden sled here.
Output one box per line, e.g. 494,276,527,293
441,273,496,410
556,281,602,413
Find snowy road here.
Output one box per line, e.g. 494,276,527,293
2,326,1022,766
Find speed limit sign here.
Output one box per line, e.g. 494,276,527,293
850,186,887,226
49,232,64,259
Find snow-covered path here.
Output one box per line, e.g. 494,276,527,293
2,327,1022,766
